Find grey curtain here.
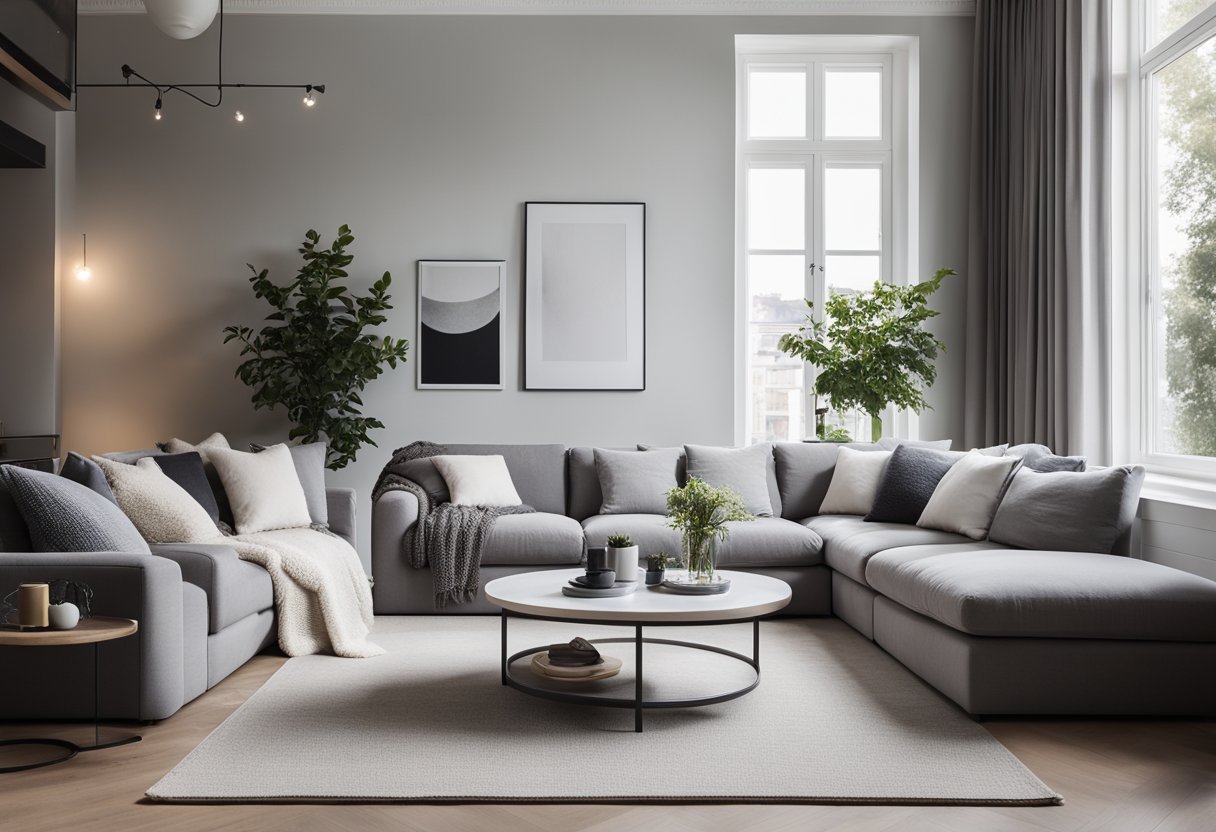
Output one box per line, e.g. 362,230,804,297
964,0,1112,462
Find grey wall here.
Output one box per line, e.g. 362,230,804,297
0,77,62,437
71,14,974,568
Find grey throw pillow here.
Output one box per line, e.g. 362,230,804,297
61,451,119,505
684,444,775,517
251,442,329,527
988,465,1146,554
0,465,151,554
1004,442,1086,472
153,452,221,524
865,445,964,525
875,437,954,451
387,457,451,504
594,447,681,515
0,486,33,552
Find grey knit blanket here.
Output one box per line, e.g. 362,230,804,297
372,441,534,609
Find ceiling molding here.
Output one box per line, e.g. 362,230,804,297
79,1,976,17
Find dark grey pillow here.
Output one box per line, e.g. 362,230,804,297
60,451,119,505
595,447,681,514
252,442,329,527
988,465,1146,554
0,464,150,554
684,444,775,517
0,486,33,552
152,452,221,524
136,444,236,529
865,445,964,525
387,457,450,504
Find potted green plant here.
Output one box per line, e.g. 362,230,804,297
223,225,410,470
665,478,752,584
606,534,639,583
778,269,955,443
645,553,671,586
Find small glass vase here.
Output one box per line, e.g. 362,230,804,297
683,532,718,584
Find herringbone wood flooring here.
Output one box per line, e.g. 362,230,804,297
2,652,1213,832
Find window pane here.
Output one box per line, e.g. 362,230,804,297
749,255,807,323
824,166,881,251
1152,34,1216,457
749,324,805,444
748,167,805,249
1150,0,1212,47
825,255,881,297
748,68,807,138
824,69,882,138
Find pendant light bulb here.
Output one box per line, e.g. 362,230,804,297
75,234,91,281
234,110,245,123
303,85,316,107
154,97,163,121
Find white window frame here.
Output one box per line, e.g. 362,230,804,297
734,35,917,447
1119,0,1216,485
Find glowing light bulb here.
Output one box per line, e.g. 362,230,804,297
75,265,92,282
234,110,245,122
154,97,163,121
303,91,316,107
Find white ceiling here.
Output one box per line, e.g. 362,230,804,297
79,0,976,16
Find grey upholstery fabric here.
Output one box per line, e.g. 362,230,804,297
964,0,1112,458
684,443,778,517
102,447,163,465
253,442,329,527
989,465,1145,553
874,596,1216,716
567,446,633,521
594,447,681,515
443,444,567,515
582,513,680,557
866,546,1216,641
152,452,221,523
325,487,357,549
60,451,119,504
207,608,276,689
874,438,953,451
479,512,585,566
865,446,964,525
0,551,187,720
635,444,690,482
371,490,421,612
773,442,879,520
1004,443,1087,472
582,514,822,568
0,486,32,552
833,571,880,640
152,543,274,633
387,457,450,504
803,515,981,586
0,465,150,554
181,581,210,704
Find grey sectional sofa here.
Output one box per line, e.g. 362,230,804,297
371,442,1216,716
0,483,358,721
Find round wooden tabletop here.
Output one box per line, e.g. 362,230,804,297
0,616,138,647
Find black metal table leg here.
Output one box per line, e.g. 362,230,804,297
79,640,141,753
754,618,760,667
635,624,643,733
501,609,508,686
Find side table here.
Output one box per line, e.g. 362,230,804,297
0,616,141,773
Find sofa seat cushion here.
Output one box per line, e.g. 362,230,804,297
583,514,823,568
866,546,1216,641
803,515,979,586
151,544,274,633
480,512,584,566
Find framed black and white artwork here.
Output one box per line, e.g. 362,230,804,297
524,202,645,390
416,260,505,390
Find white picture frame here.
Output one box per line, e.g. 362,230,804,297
416,260,506,390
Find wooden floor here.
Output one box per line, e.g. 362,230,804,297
2,653,1214,832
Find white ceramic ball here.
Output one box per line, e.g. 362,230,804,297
48,602,80,630
144,0,220,40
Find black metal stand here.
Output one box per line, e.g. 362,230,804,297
500,609,763,733
0,641,141,773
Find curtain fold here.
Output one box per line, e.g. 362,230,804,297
964,0,1112,462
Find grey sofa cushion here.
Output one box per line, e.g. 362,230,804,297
567,446,631,521
581,513,822,568
0,465,151,554
684,443,778,517
875,437,953,451
60,452,119,505
443,444,567,515
866,446,963,525
386,457,450,504
151,543,274,633
773,442,883,520
803,514,980,586
152,452,220,524
866,546,1216,641
1004,443,1086,472
988,465,1145,554
594,447,681,515
582,513,681,558
479,512,584,566
253,442,329,527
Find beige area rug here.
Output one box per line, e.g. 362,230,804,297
147,616,1061,805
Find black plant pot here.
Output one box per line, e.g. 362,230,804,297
645,569,665,586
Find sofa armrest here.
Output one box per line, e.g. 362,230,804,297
326,487,357,548
0,552,186,720
371,490,419,611
151,543,273,634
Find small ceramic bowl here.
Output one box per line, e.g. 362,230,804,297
580,570,617,589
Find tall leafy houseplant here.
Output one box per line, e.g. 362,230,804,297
665,478,752,583
778,269,955,443
223,226,410,470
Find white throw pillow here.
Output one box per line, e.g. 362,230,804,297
817,447,893,516
431,455,523,508
93,456,221,544
917,451,1022,539
207,444,312,534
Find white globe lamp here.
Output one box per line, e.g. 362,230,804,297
144,0,220,40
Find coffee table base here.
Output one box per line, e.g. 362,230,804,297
501,610,762,733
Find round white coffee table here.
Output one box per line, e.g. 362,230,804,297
485,569,792,732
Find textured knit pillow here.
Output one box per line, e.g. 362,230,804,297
207,444,313,535
164,433,236,528
152,452,220,524
865,445,964,524
595,447,681,515
0,464,150,553
60,451,119,505
251,441,328,527
818,447,893,516
94,456,221,545
917,451,1022,539
683,444,776,517
386,458,451,504
432,455,523,507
